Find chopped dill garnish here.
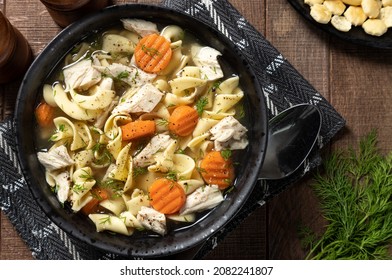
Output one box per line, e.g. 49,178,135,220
211,81,221,92
157,118,169,127
78,169,94,180
99,178,123,199
72,183,87,194
133,167,148,178
196,97,208,116
116,71,130,80
99,215,111,225
166,170,178,181
175,148,185,154
220,149,232,161
142,45,160,57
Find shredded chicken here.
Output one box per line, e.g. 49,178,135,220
137,206,166,235
180,185,224,215
192,46,224,81
121,19,159,37
133,134,173,167
112,83,163,114
53,171,72,203
94,63,156,88
37,145,74,171
210,116,248,150
63,59,102,91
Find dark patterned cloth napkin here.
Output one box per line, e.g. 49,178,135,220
0,0,345,260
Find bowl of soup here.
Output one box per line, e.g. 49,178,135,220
15,4,268,258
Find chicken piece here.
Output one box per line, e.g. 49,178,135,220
93,98,118,129
112,83,163,114
94,63,156,88
210,116,248,151
53,171,72,203
121,19,159,37
133,134,173,167
192,46,224,81
180,185,224,215
137,206,166,235
63,59,102,92
37,145,74,171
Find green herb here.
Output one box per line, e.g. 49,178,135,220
49,134,58,141
166,170,178,181
211,81,221,92
224,185,236,194
99,215,111,225
116,71,130,80
142,45,160,57
220,149,232,161
58,124,66,132
237,104,245,119
305,130,392,260
133,167,148,178
99,178,123,199
78,169,94,181
131,69,139,84
92,143,113,165
196,97,208,116
72,183,87,194
175,148,185,154
157,118,169,127
182,182,190,193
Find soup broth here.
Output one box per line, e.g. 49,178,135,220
34,19,249,237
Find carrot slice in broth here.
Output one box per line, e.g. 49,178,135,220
200,151,235,190
168,105,199,136
149,178,186,214
134,33,172,73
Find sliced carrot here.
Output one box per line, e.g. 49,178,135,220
168,105,199,136
149,178,186,214
81,187,110,215
120,120,156,141
35,101,55,127
199,151,235,190
134,33,172,73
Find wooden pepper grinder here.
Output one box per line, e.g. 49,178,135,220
40,0,111,28
0,11,33,84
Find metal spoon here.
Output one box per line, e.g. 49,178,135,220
258,103,322,180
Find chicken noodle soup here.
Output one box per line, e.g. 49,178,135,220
35,19,249,236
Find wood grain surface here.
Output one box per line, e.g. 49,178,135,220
1,0,391,260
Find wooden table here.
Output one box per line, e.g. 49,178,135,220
1,0,391,260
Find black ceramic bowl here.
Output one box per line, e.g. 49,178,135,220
15,4,268,258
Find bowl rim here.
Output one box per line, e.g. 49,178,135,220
14,3,268,258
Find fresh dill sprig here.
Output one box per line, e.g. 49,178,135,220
196,97,208,116
305,130,392,260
